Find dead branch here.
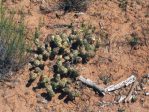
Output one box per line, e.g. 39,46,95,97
105,75,136,92
124,81,138,103
78,76,105,96
145,92,149,96
118,95,126,103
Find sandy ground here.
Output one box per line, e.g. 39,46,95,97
0,0,149,112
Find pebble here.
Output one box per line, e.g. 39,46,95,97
118,95,126,103
140,83,145,89
36,93,41,98
136,85,142,91
37,98,48,104
140,98,145,103
134,91,138,95
35,105,44,112
36,94,48,104
31,0,43,3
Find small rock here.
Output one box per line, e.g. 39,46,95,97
114,90,119,94
36,93,41,98
136,85,142,91
35,105,44,112
118,95,126,103
142,78,148,84
134,91,138,95
140,83,145,89
31,0,43,3
36,94,48,104
140,98,145,103
37,98,48,104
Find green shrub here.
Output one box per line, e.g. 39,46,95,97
0,2,32,78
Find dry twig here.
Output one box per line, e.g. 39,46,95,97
124,81,138,103
78,76,105,96
145,92,149,96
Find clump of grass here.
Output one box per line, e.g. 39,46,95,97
129,33,139,48
118,0,128,11
100,75,112,85
59,0,90,13
0,2,32,78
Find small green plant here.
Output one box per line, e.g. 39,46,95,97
118,0,128,11
0,2,32,78
28,22,101,101
129,33,139,48
59,0,90,13
100,75,112,85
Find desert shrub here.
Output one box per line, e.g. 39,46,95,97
128,33,139,48
0,2,32,79
59,0,90,12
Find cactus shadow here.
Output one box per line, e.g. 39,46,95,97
26,79,34,87
58,92,73,104
56,90,74,103
32,82,45,91
64,97,72,104
41,93,52,101
58,92,67,100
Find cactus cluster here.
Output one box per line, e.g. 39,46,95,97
28,23,100,100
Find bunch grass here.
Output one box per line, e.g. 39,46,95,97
0,1,32,78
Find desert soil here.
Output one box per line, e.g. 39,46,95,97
0,0,149,112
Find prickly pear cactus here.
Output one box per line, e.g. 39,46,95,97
27,23,101,101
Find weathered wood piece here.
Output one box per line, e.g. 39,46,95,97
78,76,105,96
105,75,136,92
118,95,126,103
143,74,149,78
145,92,149,96
124,81,138,103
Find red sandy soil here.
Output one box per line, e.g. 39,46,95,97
0,0,149,112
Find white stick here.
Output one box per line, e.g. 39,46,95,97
118,95,126,103
78,76,105,96
105,75,136,92
145,92,149,96
124,81,138,103
143,74,149,78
